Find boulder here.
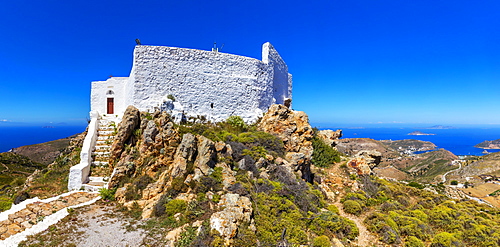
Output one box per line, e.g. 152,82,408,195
258,104,313,156
355,150,382,168
193,135,216,180
143,120,159,144
258,104,314,181
347,157,372,175
171,133,198,178
317,129,342,147
110,106,141,161
210,193,253,242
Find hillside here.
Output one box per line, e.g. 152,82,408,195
475,139,500,149
11,135,76,165
4,104,500,247
0,133,85,214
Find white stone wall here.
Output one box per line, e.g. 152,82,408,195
90,77,128,118
127,42,291,123
262,42,292,106
89,42,292,123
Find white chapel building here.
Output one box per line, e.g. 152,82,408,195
90,42,292,123
69,42,292,191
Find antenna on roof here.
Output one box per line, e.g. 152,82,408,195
212,42,224,52
135,39,141,45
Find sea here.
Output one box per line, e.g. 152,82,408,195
1,125,500,157
0,125,87,153
321,127,500,156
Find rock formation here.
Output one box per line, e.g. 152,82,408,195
109,106,141,161
257,104,314,181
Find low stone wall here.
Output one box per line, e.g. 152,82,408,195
0,192,99,245
68,117,99,191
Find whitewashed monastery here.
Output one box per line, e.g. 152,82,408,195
69,42,292,191
90,42,292,123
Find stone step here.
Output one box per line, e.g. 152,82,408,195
93,157,110,162
81,184,105,192
89,176,109,182
98,130,115,135
96,140,112,145
92,161,109,166
99,126,115,131
97,136,114,141
93,152,110,157
94,146,111,151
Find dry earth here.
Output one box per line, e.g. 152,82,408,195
19,202,146,247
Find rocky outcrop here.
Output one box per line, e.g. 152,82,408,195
317,129,342,147
210,193,253,242
258,104,314,181
355,150,381,167
258,104,313,156
193,136,216,180
143,120,159,144
347,157,373,175
110,106,140,161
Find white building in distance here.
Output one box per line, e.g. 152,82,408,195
90,42,292,123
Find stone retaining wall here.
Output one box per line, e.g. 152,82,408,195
0,192,98,243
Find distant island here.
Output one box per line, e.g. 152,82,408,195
425,125,456,129
408,131,436,136
475,139,500,149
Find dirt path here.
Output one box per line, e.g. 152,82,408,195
442,160,462,183
333,200,380,247
18,202,146,247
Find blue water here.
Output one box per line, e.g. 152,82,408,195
323,127,500,156
1,125,499,156
0,126,87,153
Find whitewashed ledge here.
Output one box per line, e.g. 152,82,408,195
0,191,101,247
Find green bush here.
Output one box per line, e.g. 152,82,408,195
312,137,341,168
405,236,425,247
310,210,359,240
450,180,458,185
343,200,362,215
167,94,176,102
312,235,331,247
0,199,12,212
430,232,461,247
408,181,425,189
226,116,247,131
98,188,116,201
165,199,187,217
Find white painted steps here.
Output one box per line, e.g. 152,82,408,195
81,117,118,191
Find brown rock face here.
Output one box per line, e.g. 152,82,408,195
258,104,313,155
110,106,141,161
258,104,314,181
210,193,253,242
348,157,372,175
317,129,342,147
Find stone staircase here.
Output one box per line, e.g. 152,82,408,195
82,117,117,191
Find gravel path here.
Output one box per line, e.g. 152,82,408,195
19,202,146,247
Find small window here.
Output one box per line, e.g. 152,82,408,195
210,103,214,109
106,90,114,95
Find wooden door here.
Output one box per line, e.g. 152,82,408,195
107,98,114,114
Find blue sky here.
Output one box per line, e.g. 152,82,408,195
0,0,498,127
